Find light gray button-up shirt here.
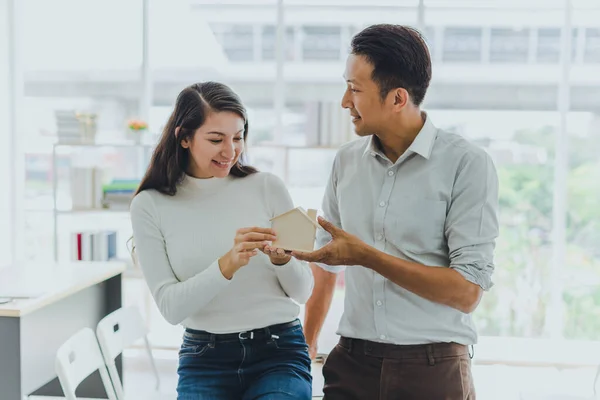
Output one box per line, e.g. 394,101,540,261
316,114,499,345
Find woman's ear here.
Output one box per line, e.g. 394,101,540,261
177,127,191,149
181,137,190,149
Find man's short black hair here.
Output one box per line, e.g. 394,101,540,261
351,24,432,106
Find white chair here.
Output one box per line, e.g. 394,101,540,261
96,306,160,400
55,327,117,400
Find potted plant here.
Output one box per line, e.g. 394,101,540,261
126,119,148,144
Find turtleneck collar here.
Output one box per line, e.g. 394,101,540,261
181,173,233,191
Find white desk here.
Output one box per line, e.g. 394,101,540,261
0,262,126,400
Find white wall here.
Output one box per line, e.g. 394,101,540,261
0,0,13,266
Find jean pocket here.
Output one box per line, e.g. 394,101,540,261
273,327,308,351
179,343,212,359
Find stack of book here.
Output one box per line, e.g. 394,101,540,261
71,231,118,261
102,180,139,210
55,110,97,143
70,172,140,211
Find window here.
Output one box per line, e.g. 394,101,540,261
302,26,341,61
0,11,12,266
262,25,295,61
490,28,529,63
22,0,142,70
210,24,254,62
536,28,578,63
423,26,435,60
564,113,600,339
584,28,600,63
442,27,482,62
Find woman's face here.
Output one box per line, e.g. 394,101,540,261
181,111,245,179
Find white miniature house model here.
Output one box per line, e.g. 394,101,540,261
270,207,319,252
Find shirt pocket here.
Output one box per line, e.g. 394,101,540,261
384,197,447,254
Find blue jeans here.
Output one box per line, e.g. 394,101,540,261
177,319,312,400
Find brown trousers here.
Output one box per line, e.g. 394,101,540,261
322,337,475,400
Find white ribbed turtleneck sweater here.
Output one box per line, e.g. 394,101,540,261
130,172,314,333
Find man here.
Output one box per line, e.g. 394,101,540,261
292,24,499,399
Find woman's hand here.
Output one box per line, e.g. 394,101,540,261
263,245,292,266
219,227,276,279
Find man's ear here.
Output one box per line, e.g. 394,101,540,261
391,88,410,110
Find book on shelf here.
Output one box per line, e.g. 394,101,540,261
69,170,140,211
102,180,140,210
71,231,118,262
70,167,104,209
55,110,97,143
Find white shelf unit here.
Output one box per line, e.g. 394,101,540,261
51,142,154,263
50,141,161,339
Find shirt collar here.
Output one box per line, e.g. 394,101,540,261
362,112,438,161
408,112,438,160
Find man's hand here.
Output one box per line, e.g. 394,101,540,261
292,217,367,266
262,245,292,266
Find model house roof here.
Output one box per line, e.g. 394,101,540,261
270,207,319,228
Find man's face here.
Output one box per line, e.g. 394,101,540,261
341,54,392,137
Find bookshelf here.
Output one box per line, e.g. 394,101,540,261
51,141,154,262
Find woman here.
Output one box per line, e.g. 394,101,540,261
130,82,314,399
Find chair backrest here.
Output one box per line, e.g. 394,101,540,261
97,306,148,362
55,327,117,400
97,306,160,400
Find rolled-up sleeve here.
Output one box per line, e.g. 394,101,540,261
315,154,346,274
446,149,499,290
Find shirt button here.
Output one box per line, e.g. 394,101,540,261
376,300,383,306
380,335,386,340
379,201,386,207
376,234,383,241
388,170,394,176
371,152,377,157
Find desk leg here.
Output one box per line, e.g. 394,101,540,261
0,317,22,400
105,274,123,381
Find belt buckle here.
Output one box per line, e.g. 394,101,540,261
238,331,254,340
